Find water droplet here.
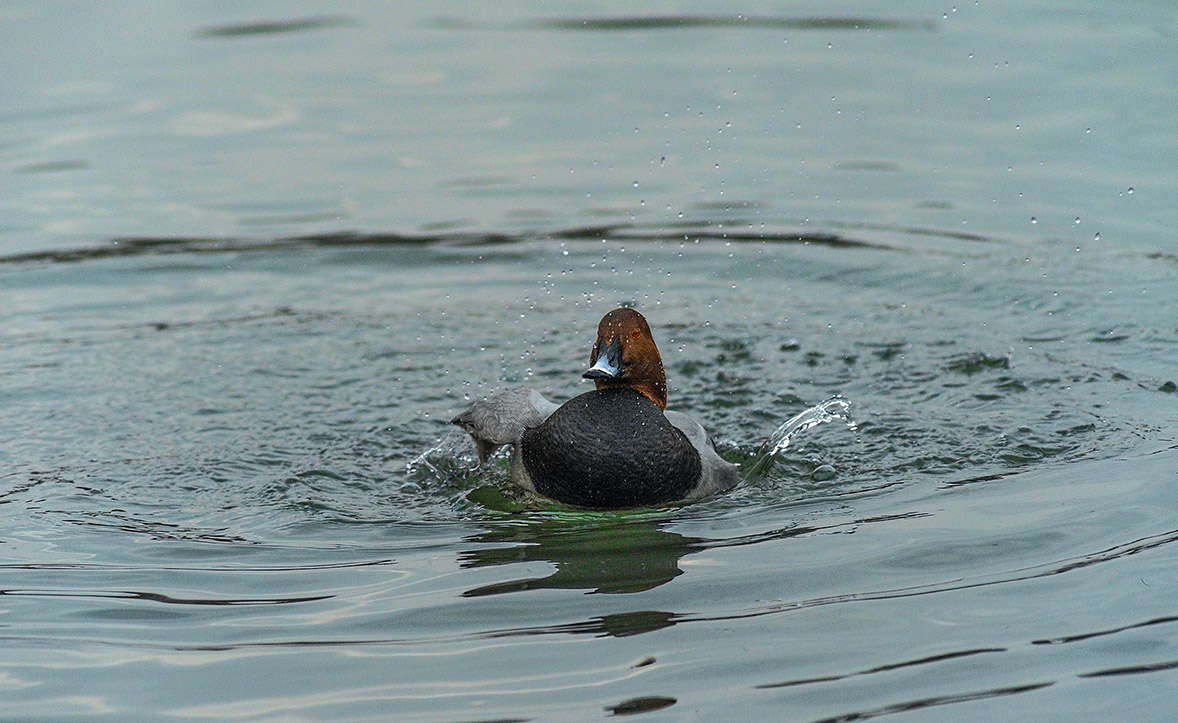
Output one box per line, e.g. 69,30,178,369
812,465,837,481
1030,217,1037,224
1127,187,1135,194
1074,217,1081,224
1094,232,1101,241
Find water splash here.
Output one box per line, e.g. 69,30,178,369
742,396,856,482
405,434,477,480
765,396,856,456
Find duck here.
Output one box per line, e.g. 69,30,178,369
451,307,740,509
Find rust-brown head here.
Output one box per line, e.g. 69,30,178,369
582,307,668,410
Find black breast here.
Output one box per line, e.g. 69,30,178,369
520,388,701,508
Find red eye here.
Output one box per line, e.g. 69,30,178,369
632,329,641,338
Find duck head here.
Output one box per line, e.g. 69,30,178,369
582,308,668,410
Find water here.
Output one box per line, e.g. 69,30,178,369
3,2,1178,721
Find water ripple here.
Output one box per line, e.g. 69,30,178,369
806,682,1055,723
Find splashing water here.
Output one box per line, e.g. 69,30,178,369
764,396,856,456
741,396,856,482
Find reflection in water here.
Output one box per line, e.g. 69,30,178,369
533,607,679,637
460,516,705,596
452,515,1178,649
458,496,922,602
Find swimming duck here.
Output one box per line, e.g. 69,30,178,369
451,308,740,508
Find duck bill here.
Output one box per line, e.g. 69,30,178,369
583,335,624,379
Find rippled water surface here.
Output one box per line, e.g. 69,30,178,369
3,2,1178,721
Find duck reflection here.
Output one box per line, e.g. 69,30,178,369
459,513,705,597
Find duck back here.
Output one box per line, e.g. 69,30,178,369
520,388,701,508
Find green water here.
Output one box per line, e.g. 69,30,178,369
3,2,1177,721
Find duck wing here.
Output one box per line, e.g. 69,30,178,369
664,410,741,498
451,387,560,463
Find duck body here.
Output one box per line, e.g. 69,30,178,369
517,387,701,508
451,308,740,509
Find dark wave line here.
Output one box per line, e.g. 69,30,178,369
0,588,331,606
806,682,1054,723
823,218,996,243
0,634,416,654
605,695,677,715
695,512,930,552
757,647,1006,689
0,226,894,267
0,558,395,573
197,15,352,39
1078,659,1178,678
526,16,938,33
1033,614,1178,646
